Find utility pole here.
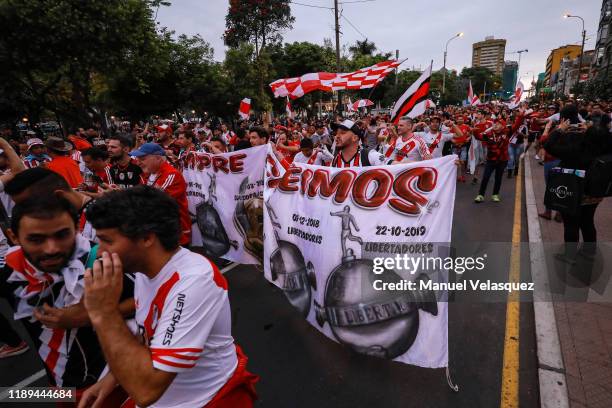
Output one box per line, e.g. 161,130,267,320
334,0,342,114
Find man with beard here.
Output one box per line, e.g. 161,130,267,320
0,194,134,405
330,119,391,167
79,186,258,408
107,134,142,189
130,143,191,246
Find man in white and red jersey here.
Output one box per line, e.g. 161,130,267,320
130,143,191,246
81,186,258,408
293,138,334,166
330,119,392,167
414,116,464,159
382,118,431,163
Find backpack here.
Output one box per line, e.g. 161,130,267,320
585,154,612,197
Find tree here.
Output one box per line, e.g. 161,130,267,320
223,0,294,113
0,0,164,129
459,67,502,101
349,39,377,57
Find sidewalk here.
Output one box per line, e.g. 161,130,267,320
528,152,612,408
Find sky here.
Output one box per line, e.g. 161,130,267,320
157,0,603,90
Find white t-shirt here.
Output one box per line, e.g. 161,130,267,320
293,148,334,166
417,130,455,159
134,248,237,408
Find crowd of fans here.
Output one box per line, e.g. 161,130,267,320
0,97,609,407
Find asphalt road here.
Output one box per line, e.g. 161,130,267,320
0,171,539,408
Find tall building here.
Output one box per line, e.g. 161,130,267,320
544,45,582,86
502,61,518,92
556,50,595,95
472,36,506,76
592,0,612,79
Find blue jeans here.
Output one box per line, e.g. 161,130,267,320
544,159,561,211
507,144,524,170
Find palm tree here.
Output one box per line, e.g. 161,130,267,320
349,39,377,57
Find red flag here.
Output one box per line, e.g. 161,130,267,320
238,98,251,120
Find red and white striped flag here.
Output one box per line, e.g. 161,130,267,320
270,60,402,99
505,82,524,109
390,63,432,124
468,80,481,106
238,98,251,120
285,97,293,118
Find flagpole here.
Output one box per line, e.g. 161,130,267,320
483,81,487,104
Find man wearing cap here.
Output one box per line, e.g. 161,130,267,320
130,143,191,246
46,137,83,189
23,138,51,169
330,119,391,167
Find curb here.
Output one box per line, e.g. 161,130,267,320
523,153,569,408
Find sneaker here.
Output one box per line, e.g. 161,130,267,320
0,341,28,359
471,177,479,185
491,195,501,202
474,195,484,203
535,154,541,160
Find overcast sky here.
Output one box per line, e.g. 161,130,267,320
157,0,603,89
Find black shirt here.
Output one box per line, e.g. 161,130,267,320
110,159,142,189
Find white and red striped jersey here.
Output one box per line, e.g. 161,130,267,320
134,248,237,408
382,134,431,162
330,147,390,168
71,150,87,174
293,148,334,166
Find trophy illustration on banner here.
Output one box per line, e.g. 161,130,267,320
314,205,439,360
234,177,264,264
266,199,317,318
194,173,238,258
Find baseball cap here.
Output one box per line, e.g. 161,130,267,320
27,138,45,150
331,119,363,138
130,142,166,158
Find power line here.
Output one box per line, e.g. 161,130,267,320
339,0,376,4
290,1,332,9
340,12,367,39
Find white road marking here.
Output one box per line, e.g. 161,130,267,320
0,369,46,400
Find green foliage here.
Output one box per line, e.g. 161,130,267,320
572,75,612,100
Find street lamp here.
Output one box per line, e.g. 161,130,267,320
442,32,463,95
564,13,586,81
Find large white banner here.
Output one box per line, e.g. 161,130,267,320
179,145,267,264
263,147,456,368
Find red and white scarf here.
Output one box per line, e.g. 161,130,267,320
428,132,443,154
385,136,417,159
5,234,92,320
